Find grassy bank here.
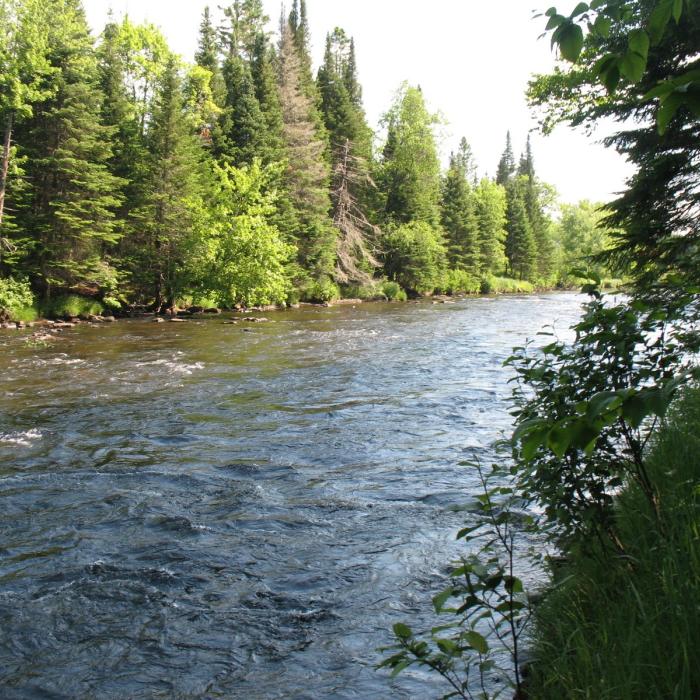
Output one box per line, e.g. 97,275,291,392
527,388,700,699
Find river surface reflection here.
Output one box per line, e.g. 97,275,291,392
0,294,584,698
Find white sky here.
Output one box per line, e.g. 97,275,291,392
82,0,634,204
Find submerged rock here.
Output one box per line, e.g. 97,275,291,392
242,317,269,323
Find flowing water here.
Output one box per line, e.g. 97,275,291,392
0,293,584,699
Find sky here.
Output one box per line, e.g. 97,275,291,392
82,0,634,205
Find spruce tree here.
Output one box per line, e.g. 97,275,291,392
14,0,123,297
136,57,208,309
475,178,508,275
195,7,219,73
505,177,537,280
278,17,334,280
496,131,516,186
441,153,480,274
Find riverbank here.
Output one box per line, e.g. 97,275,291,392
0,273,602,329
525,388,700,698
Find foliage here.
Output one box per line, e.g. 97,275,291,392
380,280,407,302
507,291,695,549
301,276,340,303
40,294,104,319
435,269,481,296
0,275,34,316
380,84,443,227
527,388,700,699
195,161,292,308
379,462,532,699
479,276,534,295
382,221,447,295
529,0,700,289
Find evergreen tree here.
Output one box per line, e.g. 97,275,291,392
496,130,516,186
453,137,478,185
317,28,371,161
441,153,480,274
13,0,123,297
250,33,285,162
475,178,508,275
136,57,208,309
0,0,54,247
195,7,219,73
277,17,334,279
505,177,537,280
380,84,442,226
214,54,266,165
518,133,534,179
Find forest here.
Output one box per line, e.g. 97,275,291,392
0,0,611,321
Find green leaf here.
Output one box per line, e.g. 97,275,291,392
545,6,558,17
648,0,673,45
546,14,566,30
465,630,489,654
436,638,459,655
672,0,683,23
620,50,647,82
557,23,585,62
433,588,454,613
393,623,412,640
593,14,612,37
603,65,621,93
570,2,589,18
628,29,650,58
657,92,684,133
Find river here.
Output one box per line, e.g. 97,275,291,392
0,293,584,699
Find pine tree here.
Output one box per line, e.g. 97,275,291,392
496,131,516,186
505,177,537,280
214,54,266,165
453,137,478,185
317,28,371,161
475,178,508,275
518,133,534,179
441,153,480,274
136,57,208,309
195,7,219,73
14,0,123,297
278,17,334,279
0,0,54,246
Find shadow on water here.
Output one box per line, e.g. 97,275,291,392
0,294,583,699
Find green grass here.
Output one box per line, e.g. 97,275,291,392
480,275,534,294
39,295,104,319
527,388,700,699
12,305,39,322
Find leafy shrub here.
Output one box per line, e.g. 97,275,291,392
435,269,480,295
508,295,692,548
302,277,340,303
480,275,533,294
382,222,447,295
380,280,407,302
41,295,104,319
0,277,35,319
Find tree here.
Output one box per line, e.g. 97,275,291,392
135,57,209,309
0,0,53,240
441,152,480,274
195,160,292,307
380,83,442,227
505,177,537,280
530,0,700,290
475,178,508,275
554,200,612,282
331,139,380,285
12,0,123,297
277,17,334,280
382,221,447,295
496,131,516,186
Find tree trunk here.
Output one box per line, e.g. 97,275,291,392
0,112,13,230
